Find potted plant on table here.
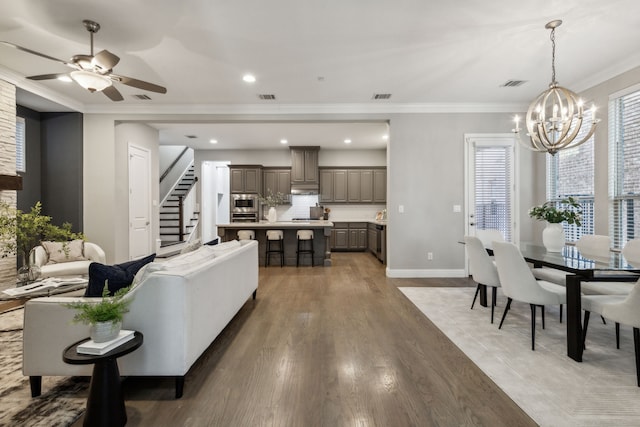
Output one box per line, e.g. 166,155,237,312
258,190,286,223
0,201,84,284
529,196,582,252
66,283,132,343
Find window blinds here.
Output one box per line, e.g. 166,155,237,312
474,145,512,241
609,89,640,248
545,110,595,242
16,117,25,173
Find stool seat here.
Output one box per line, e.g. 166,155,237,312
265,230,284,267
296,230,314,267
237,230,255,240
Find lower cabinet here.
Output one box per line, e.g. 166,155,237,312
331,222,367,251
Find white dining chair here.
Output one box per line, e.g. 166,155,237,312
464,236,501,323
581,278,640,386
475,229,504,250
493,241,566,350
622,239,640,267
575,234,612,261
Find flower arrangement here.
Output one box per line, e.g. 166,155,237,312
258,190,286,207
528,196,582,226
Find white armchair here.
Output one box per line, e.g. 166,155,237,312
31,242,106,278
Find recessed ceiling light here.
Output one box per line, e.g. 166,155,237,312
344,139,352,144
280,139,288,144
243,74,256,83
57,75,72,83
209,139,218,144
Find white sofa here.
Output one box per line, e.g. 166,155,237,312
23,239,258,398
31,242,106,278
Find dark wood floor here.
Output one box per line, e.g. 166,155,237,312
74,252,536,426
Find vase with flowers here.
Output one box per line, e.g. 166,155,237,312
529,196,582,252
258,190,286,223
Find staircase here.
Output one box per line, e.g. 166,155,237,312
159,164,199,247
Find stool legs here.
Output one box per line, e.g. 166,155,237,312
296,238,314,267
265,238,284,267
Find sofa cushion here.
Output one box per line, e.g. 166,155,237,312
85,253,156,297
41,240,86,264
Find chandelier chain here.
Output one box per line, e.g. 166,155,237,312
550,27,556,85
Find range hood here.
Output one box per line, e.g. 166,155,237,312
290,183,319,195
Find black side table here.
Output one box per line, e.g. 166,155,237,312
63,331,143,427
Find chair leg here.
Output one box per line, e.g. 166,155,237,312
582,311,591,350
498,298,512,329
471,284,481,309
540,305,545,330
530,304,537,351
634,328,640,387
616,322,620,349
601,315,607,325
559,304,563,323
491,286,497,324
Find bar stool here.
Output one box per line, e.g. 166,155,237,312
296,230,314,267
237,230,255,240
265,230,284,267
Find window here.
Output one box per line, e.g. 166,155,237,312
546,109,595,242
16,117,25,172
609,86,640,248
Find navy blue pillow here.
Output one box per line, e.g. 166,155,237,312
85,253,156,297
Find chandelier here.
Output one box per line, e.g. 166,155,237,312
512,20,599,155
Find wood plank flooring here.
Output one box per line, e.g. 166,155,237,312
73,252,536,427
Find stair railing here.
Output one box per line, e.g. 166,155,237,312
177,180,198,241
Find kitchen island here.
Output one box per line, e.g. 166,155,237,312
217,221,333,266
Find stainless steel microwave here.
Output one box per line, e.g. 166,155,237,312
232,194,259,212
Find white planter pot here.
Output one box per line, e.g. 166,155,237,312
542,223,565,252
90,320,122,343
267,207,277,223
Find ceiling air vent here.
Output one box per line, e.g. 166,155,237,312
258,94,276,100
185,135,198,139
132,94,152,100
500,80,527,87
373,93,392,100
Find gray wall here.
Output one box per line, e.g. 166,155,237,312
16,105,41,212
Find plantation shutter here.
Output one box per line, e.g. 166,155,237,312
609,86,640,248
474,145,512,241
545,109,595,242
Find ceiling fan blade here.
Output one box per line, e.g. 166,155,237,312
111,74,167,94
92,49,120,71
102,85,124,101
0,41,73,67
27,73,69,81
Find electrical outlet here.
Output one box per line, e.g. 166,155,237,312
427,252,433,260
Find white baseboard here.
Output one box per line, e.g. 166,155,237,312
385,268,466,278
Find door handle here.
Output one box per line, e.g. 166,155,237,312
470,222,475,226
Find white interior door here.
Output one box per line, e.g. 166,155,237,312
464,134,518,246
129,144,152,259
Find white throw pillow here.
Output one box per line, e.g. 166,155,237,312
41,240,86,264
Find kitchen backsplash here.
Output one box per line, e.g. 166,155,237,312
271,195,385,221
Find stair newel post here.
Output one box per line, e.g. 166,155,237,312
178,195,184,241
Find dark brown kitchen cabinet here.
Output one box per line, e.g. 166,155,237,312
331,222,367,251
320,167,385,203
263,168,291,201
333,170,348,202
230,166,262,193
373,169,386,203
319,169,334,203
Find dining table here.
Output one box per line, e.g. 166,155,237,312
512,243,640,362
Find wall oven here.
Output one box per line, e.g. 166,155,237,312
231,194,259,222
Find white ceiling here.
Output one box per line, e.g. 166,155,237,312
2,0,640,149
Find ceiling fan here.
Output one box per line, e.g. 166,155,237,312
0,19,167,101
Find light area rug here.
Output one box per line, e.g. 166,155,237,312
399,287,640,427
0,307,87,427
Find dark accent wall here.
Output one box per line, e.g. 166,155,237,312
16,106,83,231
41,112,83,230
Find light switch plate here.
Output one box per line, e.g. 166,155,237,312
398,205,404,213
453,204,461,212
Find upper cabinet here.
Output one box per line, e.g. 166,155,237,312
290,146,320,185
263,168,291,201
320,167,386,204
230,166,262,193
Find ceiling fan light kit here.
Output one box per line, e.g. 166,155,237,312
70,70,112,92
0,19,166,102
512,19,599,155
